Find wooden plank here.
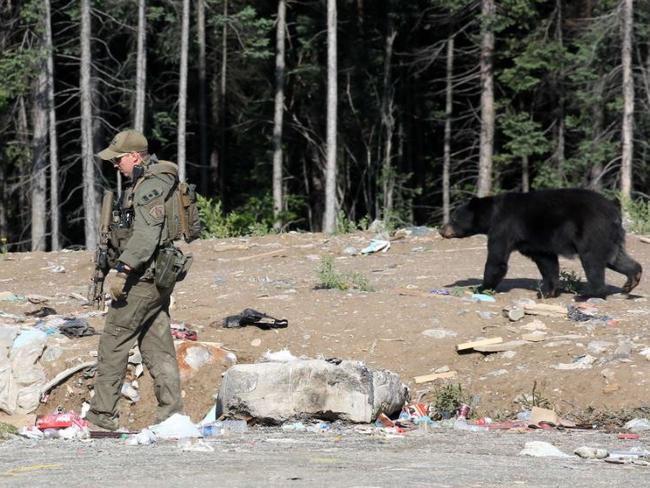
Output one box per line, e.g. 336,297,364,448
456,336,503,352
474,340,528,352
235,248,286,261
413,371,458,384
523,303,566,317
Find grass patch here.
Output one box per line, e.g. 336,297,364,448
559,269,581,295
0,422,17,440
431,383,468,419
315,256,374,292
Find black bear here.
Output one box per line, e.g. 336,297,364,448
439,189,642,297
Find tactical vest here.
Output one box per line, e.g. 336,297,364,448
110,159,201,258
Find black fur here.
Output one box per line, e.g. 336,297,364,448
439,189,642,297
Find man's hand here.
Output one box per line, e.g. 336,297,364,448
109,271,129,301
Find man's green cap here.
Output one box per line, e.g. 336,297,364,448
97,129,148,160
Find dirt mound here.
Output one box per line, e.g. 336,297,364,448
1,230,649,429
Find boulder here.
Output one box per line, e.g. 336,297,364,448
215,359,408,423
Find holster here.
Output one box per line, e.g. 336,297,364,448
155,246,193,289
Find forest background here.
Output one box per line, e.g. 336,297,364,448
1,0,649,252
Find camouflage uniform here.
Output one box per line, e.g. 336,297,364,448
88,131,183,430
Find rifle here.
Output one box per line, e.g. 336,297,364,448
87,191,115,307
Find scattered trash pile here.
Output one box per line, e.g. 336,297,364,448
0,301,100,415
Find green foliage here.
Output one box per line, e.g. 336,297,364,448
624,198,650,235
208,4,273,60
197,192,305,238
196,195,240,238
559,269,581,295
315,256,374,292
432,383,467,419
336,211,370,234
498,112,549,161
0,422,17,440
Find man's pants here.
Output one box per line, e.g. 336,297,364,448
89,280,182,426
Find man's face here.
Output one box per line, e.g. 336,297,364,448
113,152,142,177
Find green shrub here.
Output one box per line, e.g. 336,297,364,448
316,256,374,292
559,269,581,294
336,210,370,234
432,383,467,419
624,198,650,235
197,193,306,238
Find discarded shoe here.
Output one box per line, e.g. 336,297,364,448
223,308,288,329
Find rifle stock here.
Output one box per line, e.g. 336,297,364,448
87,191,115,307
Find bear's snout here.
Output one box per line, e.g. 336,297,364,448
439,224,456,238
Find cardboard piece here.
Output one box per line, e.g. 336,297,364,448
528,406,576,428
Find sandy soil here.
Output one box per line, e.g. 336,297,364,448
1,230,649,429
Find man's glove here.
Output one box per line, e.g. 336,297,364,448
109,271,129,301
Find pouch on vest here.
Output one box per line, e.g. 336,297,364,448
155,247,193,288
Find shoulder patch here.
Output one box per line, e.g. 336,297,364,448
148,204,165,220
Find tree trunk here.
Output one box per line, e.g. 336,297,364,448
620,0,634,200
177,0,190,182
381,27,396,218
219,0,228,202
197,0,209,195
522,155,529,192
589,77,605,190
443,35,454,224
80,0,98,250
476,0,495,197
323,0,338,233
554,0,565,179
272,0,286,231
134,0,147,133
31,58,48,252
45,0,60,250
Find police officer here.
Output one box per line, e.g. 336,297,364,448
87,129,183,431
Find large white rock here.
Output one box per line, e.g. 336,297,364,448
215,359,409,423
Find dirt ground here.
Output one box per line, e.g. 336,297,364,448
1,229,650,430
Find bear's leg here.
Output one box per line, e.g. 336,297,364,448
481,239,511,292
530,253,560,298
579,252,607,297
607,248,642,293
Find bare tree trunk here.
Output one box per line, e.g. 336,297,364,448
589,77,605,190
81,0,98,250
476,0,495,197
197,0,209,195
620,0,634,200
272,0,286,231
218,0,228,202
45,0,60,250
381,27,396,218
134,0,147,133
443,35,454,224
31,60,48,252
18,97,31,246
522,155,530,192
554,0,565,179
323,0,338,233
177,0,190,182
